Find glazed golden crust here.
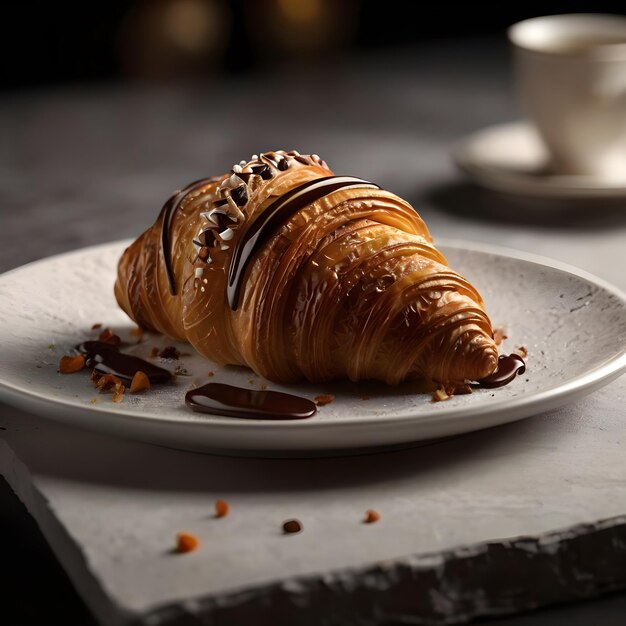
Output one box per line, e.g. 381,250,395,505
115,151,497,385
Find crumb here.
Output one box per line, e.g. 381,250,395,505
364,509,380,524
159,346,181,360
215,499,229,518
174,365,190,376
432,386,451,402
493,327,508,346
248,378,255,385
176,532,199,553
282,519,302,534
314,394,335,406
130,371,150,393
58,354,85,374
207,371,214,377
91,323,102,330
90,368,101,384
150,347,159,358
99,328,121,346
47,343,55,350
89,398,98,404
112,386,125,402
515,345,528,358
95,373,122,392
259,384,267,391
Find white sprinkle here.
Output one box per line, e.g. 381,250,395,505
200,286,205,293
220,243,229,251
195,267,204,278
203,278,208,284
239,160,247,166
251,154,258,161
232,164,242,174
219,228,234,241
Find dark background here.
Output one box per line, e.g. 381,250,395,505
1,1,625,92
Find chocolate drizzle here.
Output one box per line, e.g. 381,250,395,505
185,383,317,420
160,177,222,295
226,175,380,310
76,341,172,384
476,354,526,389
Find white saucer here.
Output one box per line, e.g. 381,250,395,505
453,121,626,199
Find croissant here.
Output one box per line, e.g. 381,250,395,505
115,150,498,386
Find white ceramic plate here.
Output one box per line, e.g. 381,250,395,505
453,121,626,199
1,240,625,457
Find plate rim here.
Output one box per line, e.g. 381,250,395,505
1,238,626,433
452,120,626,198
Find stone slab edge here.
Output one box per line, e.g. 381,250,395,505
0,439,132,626
2,433,625,626
138,517,626,626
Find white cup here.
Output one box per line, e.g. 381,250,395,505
509,14,626,179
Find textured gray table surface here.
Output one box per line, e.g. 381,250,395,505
1,40,626,625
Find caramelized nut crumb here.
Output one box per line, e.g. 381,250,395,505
112,385,125,403
130,371,150,393
90,369,101,384
207,371,214,377
314,394,335,406
515,345,529,358
99,328,121,346
454,384,473,395
176,532,199,553
364,509,380,524
59,354,85,374
91,323,102,330
215,499,229,518
89,397,98,404
493,328,508,346
432,386,451,402
282,519,302,534
95,373,122,392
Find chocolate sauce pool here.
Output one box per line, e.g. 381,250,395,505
77,341,172,384
185,383,317,420
476,353,526,389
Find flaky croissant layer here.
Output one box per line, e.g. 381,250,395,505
116,151,498,385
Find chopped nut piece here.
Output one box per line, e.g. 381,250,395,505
282,519,302,534
112,385,125,403
176,532,199,553
493,327,508,346
89,397,98,404
159,346,181,360
130,371,150,393
90,369,101,383
95,373,122,392
207,371,214,378
215,499,229,518
99,328,121,346
515,345,529,358
364,509,380,524
432,386,451,402
91,323,102,330
59,354,85,374
314,394,335,406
